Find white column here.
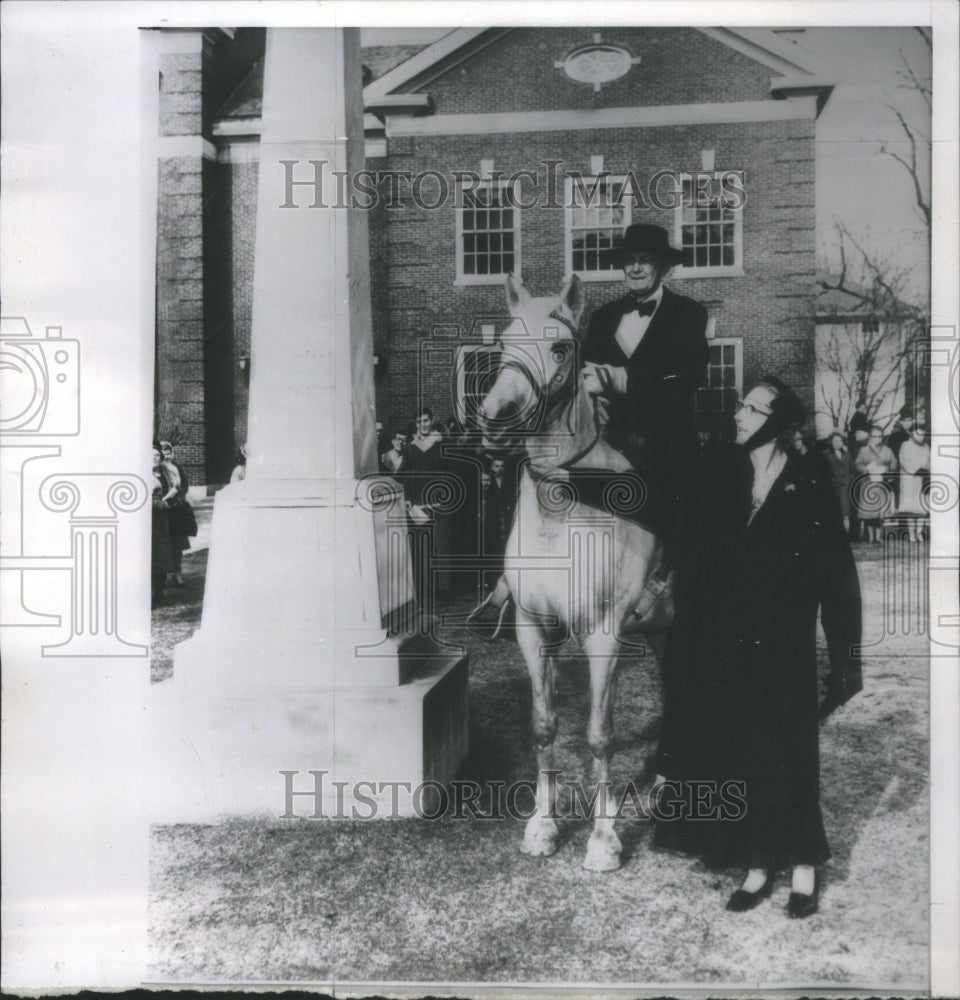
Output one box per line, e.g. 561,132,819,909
156,29,467,822
245,29,376,482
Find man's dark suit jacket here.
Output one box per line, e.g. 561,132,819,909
582,287,709,461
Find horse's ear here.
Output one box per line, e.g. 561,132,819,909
505,273,528,314
559,274,585,329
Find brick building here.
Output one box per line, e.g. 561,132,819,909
150,26,834,486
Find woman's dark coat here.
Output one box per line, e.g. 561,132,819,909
656,445,862,868
823,446,854,519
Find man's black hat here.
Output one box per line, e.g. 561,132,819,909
613,224,685,265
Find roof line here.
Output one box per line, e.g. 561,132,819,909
698,27,836,79
363,28,489,101
365,26,836,105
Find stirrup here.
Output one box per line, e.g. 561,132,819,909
465,575,516,642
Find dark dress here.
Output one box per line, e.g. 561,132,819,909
166,460,191,573
151,470,175,604
655,445,862,870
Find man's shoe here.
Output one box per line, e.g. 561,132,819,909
725,874,773,912
786,873,819,918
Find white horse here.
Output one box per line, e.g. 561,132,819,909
477,273,670,871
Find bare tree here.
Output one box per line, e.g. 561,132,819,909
817,223,927,433
816,29,931,433
880,27,932,233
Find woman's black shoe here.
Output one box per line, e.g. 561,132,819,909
786,874,819,918
725,874,773,912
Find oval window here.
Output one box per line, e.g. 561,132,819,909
562,44,634,87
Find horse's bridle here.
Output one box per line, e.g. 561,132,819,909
490,309,603,472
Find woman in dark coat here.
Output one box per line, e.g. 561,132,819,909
151,444,176,607
823,430,855,533
655,377,862,918
160,440,190,585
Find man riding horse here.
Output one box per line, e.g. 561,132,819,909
472,224,708,638
580,224,710,561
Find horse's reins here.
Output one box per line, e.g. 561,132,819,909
468,309,648,639
543,309,603,473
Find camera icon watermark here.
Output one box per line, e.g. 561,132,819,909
0,317,80,437
0,315,147,655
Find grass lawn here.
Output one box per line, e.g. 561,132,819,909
149,540,929,990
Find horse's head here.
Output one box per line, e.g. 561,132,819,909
479,274,585,447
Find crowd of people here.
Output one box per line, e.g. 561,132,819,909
378,407,518,597
792,405,930,544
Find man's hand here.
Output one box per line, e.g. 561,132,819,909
581,363,628,397
819,668,863,720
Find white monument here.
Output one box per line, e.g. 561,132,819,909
153,29,468,821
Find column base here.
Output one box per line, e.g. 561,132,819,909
151,475,468,822
150,647,468,822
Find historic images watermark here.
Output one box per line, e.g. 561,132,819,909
277,160,747,212
279,769,748,822
0,315,147,654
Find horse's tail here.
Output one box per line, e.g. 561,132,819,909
465,573,516,642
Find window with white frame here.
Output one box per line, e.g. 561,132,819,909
457,182,519,284
696,338,742,419
674,173,743,275
565,175,631,279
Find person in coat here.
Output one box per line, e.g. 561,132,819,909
481,455,518,588
885,405,917,464
380,426,417,478
151,444,177,607
885,406,917,508
823,431,855,533
160,440,190,585
654,376,862,919
580,223,709,554
897,422,930,541
845,409,871,542
854,425,898,542
409,407,454,595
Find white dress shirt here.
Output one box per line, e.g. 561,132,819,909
614,285,664,359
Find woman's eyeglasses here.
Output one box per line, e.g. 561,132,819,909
736,398,773,417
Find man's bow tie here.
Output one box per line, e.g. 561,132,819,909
624,298,657,317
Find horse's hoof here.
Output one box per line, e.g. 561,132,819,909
521,818,558,857
582,831,622,872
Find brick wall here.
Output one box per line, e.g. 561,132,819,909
372,114,818,432
200,28,820,469
156,154,207,484
159,52,202,136
414,28,773,115
155,30,264,486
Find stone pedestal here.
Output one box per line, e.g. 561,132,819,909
153,29,467,823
